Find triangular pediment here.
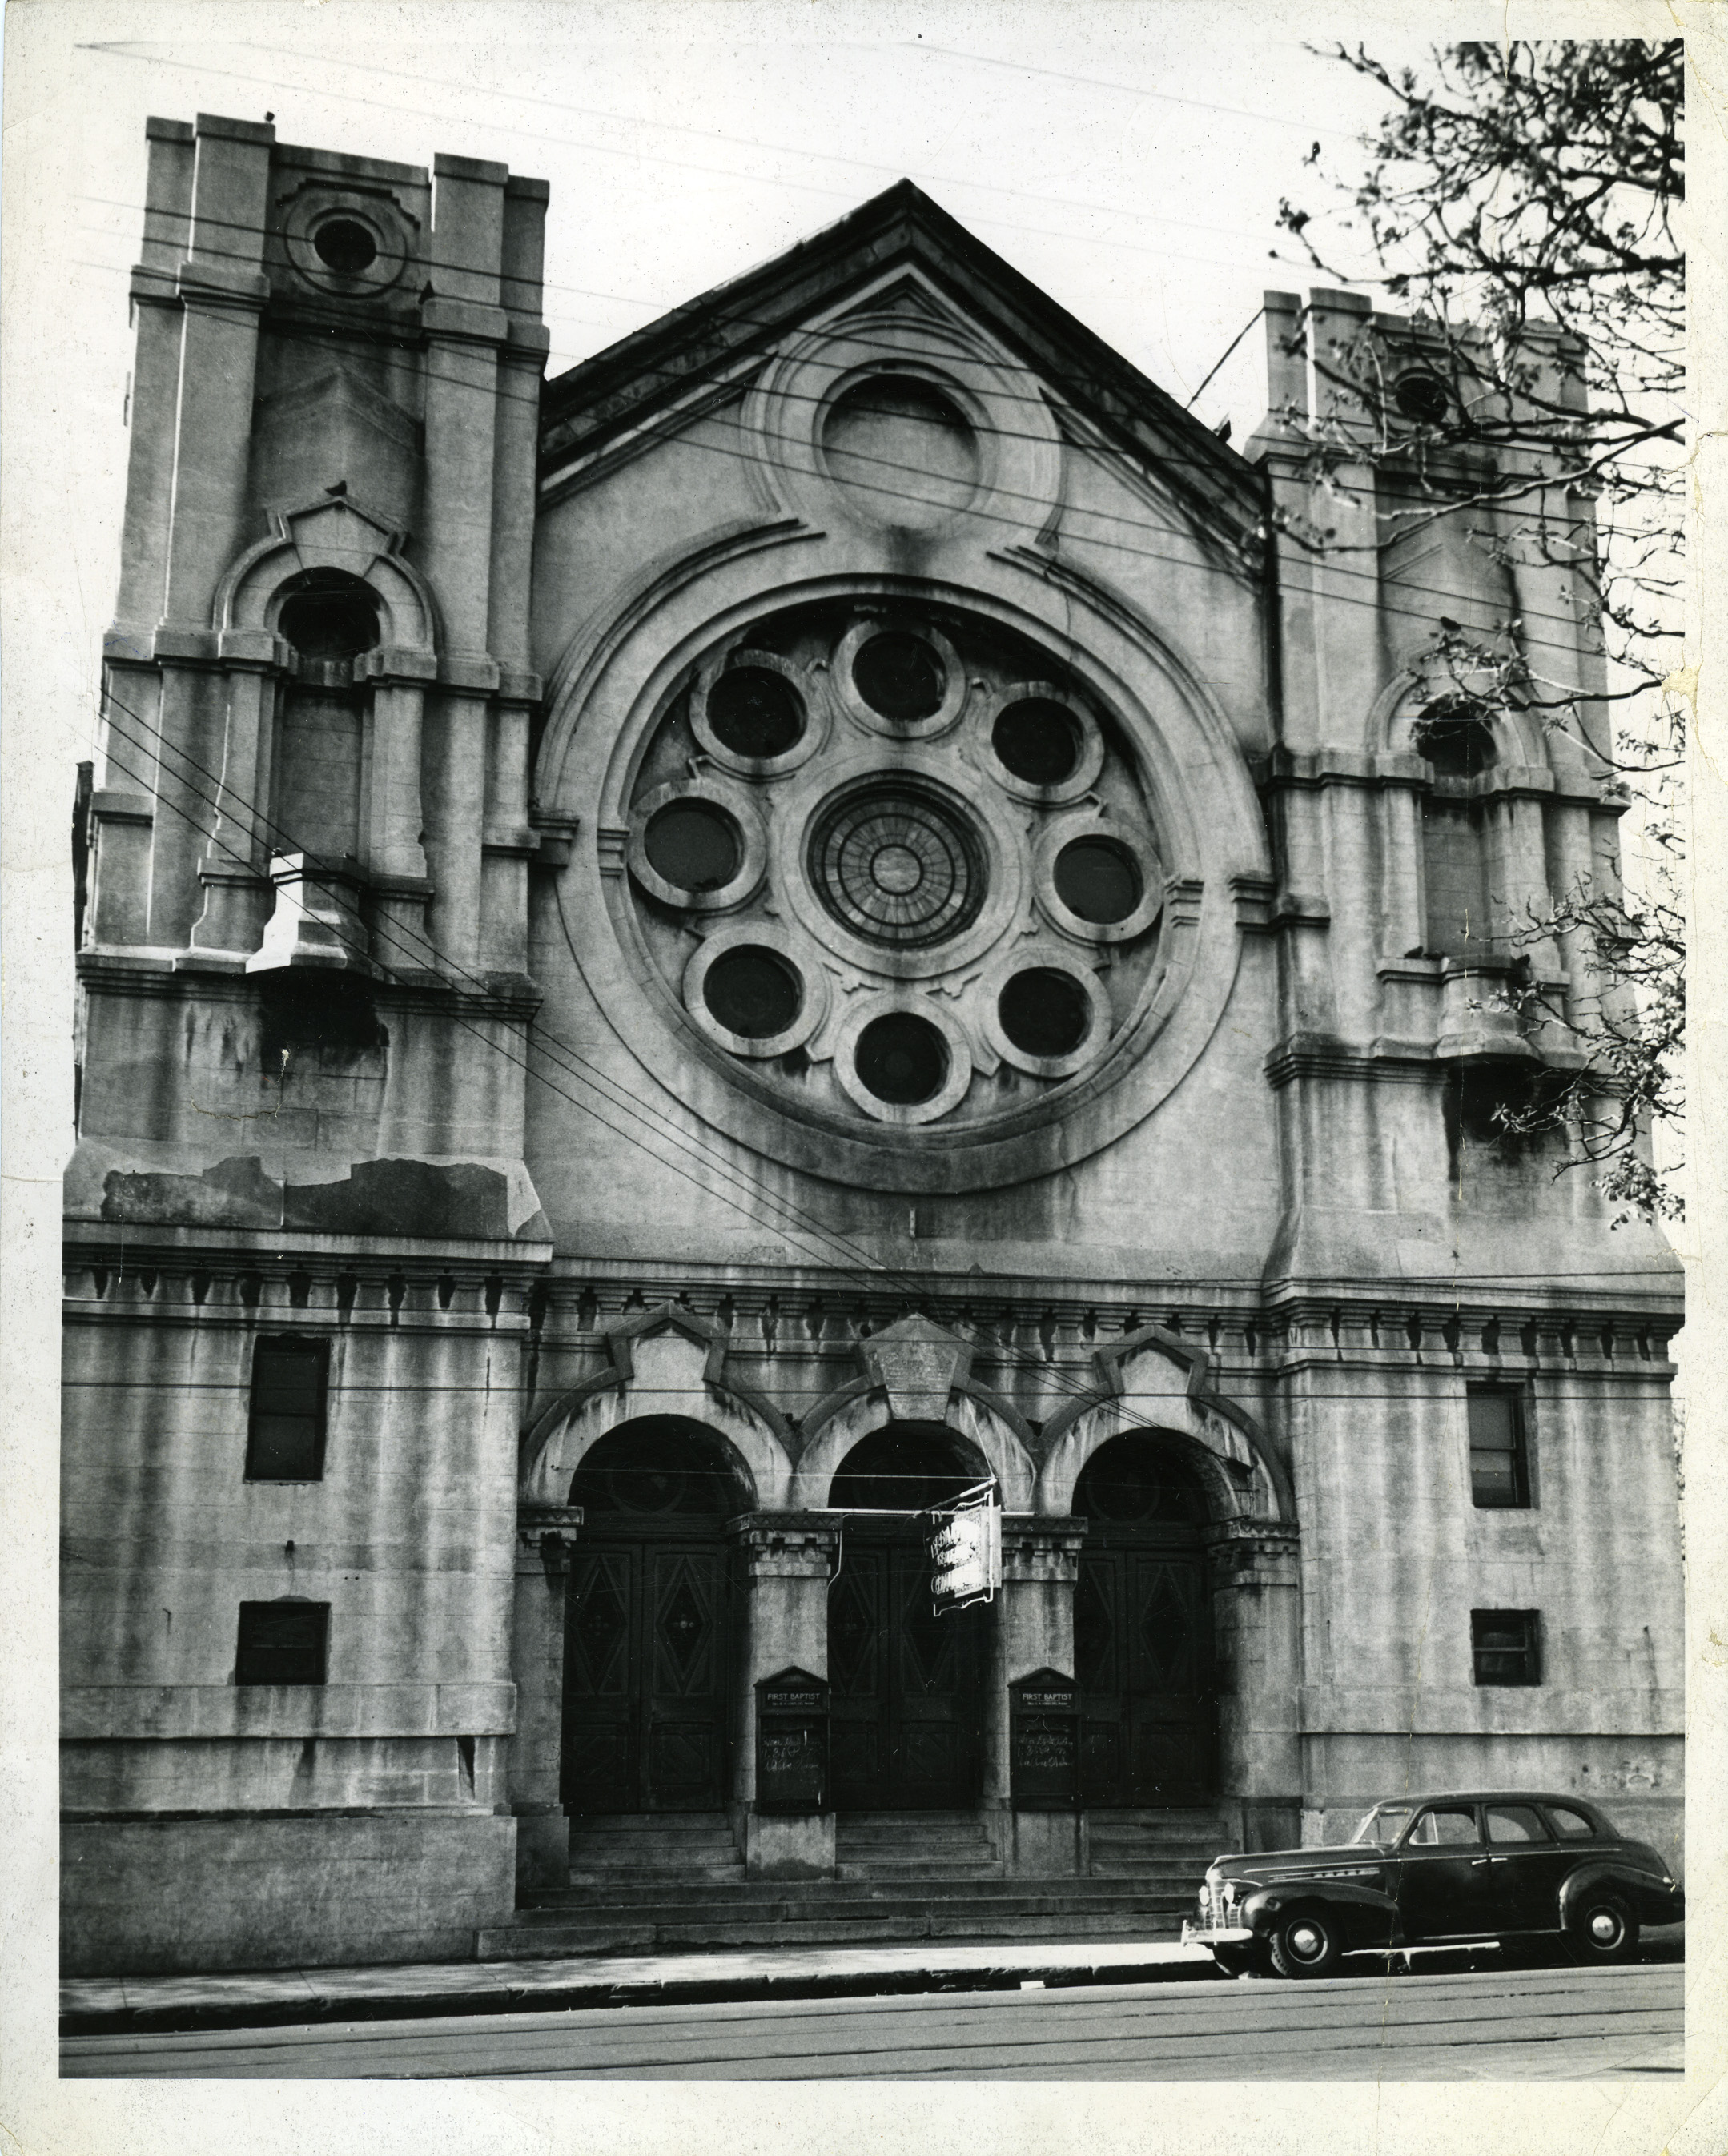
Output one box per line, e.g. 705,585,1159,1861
540,179,1259,539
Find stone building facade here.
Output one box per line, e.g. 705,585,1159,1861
63,111,1684,1974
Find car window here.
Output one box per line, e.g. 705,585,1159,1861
1405,1805,1481,1848
1352,1804,1413,1845
1543,1805,1600,1840
1485,1804,1550,1845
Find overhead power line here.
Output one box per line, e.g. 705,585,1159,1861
75,682,1678,1463
70,243,1647,667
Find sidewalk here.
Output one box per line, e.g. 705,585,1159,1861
61,1937,1221,2036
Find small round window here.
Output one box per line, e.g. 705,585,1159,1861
992,698,1080,787
703,947,801,1039
706,668,804,760
1054,837,1142,925
854,1011,950,1106
998,968,1091,1059
852,632,946,722
313,219,379,276
644,801,741,893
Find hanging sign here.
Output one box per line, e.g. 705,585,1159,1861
927,1484,1002,1613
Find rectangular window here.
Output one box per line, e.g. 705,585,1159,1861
235,1600,329,1686
246,1337,328,1481
1472,1608,1541,1687
1467,1388,1530,1508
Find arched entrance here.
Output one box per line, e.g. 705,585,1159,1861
1073,1433,1214,1807
561,1417,749,1814
827,1423,989,1811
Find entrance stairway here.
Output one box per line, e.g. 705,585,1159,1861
836,1811,1001,1880
566,1813,746,1886
483,1809,1236,1961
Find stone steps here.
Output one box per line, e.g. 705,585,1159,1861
484,1881,1195,1961
835,1810,1002,1880
566,1810,745,1885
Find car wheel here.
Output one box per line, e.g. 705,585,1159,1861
1566,1892,1639,1965
1268,1908,1343,1979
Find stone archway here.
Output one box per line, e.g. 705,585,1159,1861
1033,1327,1300,1847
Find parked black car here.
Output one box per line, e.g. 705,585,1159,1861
1184,1791,1683,1978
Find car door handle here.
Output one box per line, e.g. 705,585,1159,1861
1469,1857,1493,1866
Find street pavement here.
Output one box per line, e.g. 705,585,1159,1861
62,1958,1682,2079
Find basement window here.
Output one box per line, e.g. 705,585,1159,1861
235,1600,329,1686
1472,1608,1541,1687
246,1337,328,1481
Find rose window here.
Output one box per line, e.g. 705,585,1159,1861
807,783,986,949
620,600,1169,1131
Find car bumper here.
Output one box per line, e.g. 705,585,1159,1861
1183,1922,1256,1949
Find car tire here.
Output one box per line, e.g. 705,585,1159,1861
1565,1892,1639,1965
1268,1907,1344,1979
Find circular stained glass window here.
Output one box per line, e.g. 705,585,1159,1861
313,219,378,275
645,801,741,893
702,946,801,1038
852,631,946,722
807,785,986,949
992,698,1079,786
999,967,1091,1058
1054,836,1142,925
854,1011,950,1106
706,667,804,760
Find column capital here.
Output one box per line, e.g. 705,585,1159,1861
517,1503,584,1574
726,1510,842,1578
1002,1512,1088,1584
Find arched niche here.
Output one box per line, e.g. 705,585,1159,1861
218,493,439,655
521,1306,795,1512
1037,1327,1292,1524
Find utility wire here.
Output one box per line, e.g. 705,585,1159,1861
77,686,1674,1464
74,40,1297,275
86,677,1669,1299
70,247,1637,666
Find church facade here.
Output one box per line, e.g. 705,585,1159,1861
62,110,1684,1974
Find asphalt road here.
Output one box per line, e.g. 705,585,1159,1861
63,1960,1682,2080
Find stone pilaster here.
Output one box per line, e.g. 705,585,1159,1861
727,1512,841,1879
1206,1520,1301,1851
509,1504,582,1889
999,1516,1087,1874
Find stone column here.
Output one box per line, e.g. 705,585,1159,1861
509,1504,582,1889
116,118,195,631
999,1516,1087,1877
160,115,274,628
359,651,438,970
188,639,283,962
1207,1522,1302,1852
727,1512,840,1880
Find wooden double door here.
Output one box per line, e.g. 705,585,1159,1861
829,1532,986,1810
1075,1543,1213,1806
561,1531,733,1813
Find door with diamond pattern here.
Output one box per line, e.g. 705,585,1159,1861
562,1540,730,1812
1072,1436,1214,1807
829,1535,984,1809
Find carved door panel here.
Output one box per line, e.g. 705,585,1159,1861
830,1536,983,1809
1079,1548,1212,1806
562,1549,636,1813
561,1538,729,1813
